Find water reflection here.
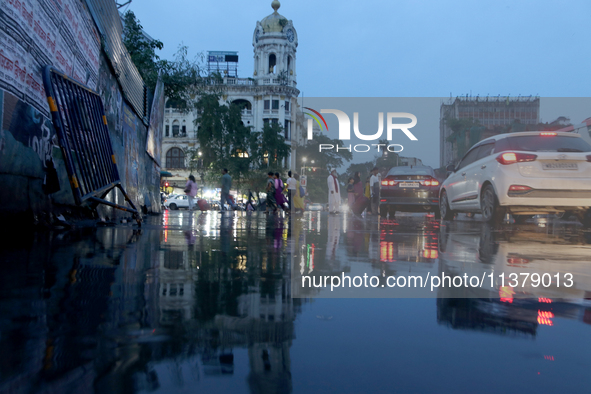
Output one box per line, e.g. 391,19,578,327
1,212,591,393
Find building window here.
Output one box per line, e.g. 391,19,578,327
172,120,180,137
181,125,186,136
272,100,279,110
264,100,270,110
166,148,185,168
284,120,290,140
271,118,278,125
269,54,276,74
285,101,289,111
263,118,269,126
165,125,169,137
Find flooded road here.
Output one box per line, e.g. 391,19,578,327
1,211,591,393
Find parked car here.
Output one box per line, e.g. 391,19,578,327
379,166,441,218
439,131,591,227
163,195,190,210
308,202,324,211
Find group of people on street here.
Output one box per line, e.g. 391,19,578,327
265,171,305,214
345,167,380,217
184,169,306,214
183,167,380,216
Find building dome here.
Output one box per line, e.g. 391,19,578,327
261,1,288,33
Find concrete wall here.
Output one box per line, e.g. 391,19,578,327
0,0,161,225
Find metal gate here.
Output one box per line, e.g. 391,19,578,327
42,66,141,224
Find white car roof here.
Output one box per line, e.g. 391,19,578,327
478,131,581,145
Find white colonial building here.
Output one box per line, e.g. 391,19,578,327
161,1,304,190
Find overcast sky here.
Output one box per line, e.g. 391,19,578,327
127,0,590,167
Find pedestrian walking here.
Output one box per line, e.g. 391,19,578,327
293,173,305,213
265,172,278,213
347,177,355,209
287,170,297,210
370,167,380,215
184,175,198,210
220,168,234,212
274,172,288,212
327,169,341,214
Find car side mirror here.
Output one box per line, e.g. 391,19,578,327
446,164,456,173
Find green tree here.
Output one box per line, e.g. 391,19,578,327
123,11,204,111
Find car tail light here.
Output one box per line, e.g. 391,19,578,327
496,152,537,165
417,177,440,187
540,132,557,136
509,185,532,192
381,179,398,186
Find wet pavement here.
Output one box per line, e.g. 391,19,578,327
1,211,591,393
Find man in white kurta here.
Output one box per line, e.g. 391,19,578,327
327,170,341,213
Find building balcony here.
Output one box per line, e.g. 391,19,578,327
223,77,255,86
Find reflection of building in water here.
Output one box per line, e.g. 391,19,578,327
132,214,299,393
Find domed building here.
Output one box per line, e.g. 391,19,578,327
161,1,304,192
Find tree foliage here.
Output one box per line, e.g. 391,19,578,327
123,11,203,110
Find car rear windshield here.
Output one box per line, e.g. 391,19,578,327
387,167,434,177
496,135,591,153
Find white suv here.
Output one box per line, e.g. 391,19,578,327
440,131,591,226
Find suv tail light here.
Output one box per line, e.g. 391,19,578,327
496,152,538,165
381,179,398,186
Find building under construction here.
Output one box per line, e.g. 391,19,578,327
440,96,540,167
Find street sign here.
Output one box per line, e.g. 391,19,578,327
301,175,307,187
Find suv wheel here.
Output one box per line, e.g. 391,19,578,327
481,185,504,226
440,190,454,220
169,203,178,210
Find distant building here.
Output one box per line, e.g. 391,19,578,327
161,1,305,190
440,96,540,167
399,157,423,167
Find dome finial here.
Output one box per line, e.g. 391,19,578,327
271,0,280,12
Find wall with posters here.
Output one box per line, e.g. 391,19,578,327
0,0,161,224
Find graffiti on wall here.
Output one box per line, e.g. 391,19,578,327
0,0,101,118
122,103,140,200
2,89,56,167
146,78,163,166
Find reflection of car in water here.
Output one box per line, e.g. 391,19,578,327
379,218,440,263
438,220,591,299
437,221,591,336
440,131,591,227
379,166,441,219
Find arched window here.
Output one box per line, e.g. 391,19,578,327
269,54,276,74
166,148,185,168
287,55,292,72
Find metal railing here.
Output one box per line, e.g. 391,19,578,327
42,66,141,224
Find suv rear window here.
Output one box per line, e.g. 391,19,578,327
495,135,591,153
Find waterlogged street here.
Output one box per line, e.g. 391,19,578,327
1,211,591,393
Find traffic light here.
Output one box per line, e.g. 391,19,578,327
165,182,169,188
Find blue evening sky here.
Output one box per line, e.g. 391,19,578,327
126,0,590,167
126,0,590,97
